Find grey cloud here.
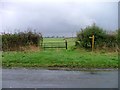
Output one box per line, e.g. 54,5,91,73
1,1,118,37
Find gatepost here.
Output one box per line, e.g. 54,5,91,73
65,39,67,50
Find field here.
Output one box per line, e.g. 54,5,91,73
2,37,118,69
43,37,76,49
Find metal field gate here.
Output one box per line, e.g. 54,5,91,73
42,40,67,49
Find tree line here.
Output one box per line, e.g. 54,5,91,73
1,24,119,51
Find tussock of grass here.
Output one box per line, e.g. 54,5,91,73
2,50,118,69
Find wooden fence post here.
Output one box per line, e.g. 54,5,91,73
89,35,94,52
65,40,67,49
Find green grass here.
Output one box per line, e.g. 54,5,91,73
43,38,65,42
43,37,76,49
2,49,118,69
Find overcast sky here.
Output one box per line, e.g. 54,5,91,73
0,0,119,37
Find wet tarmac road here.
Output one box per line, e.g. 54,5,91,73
2,69,118,88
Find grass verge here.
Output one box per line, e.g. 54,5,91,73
2,49,118,69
